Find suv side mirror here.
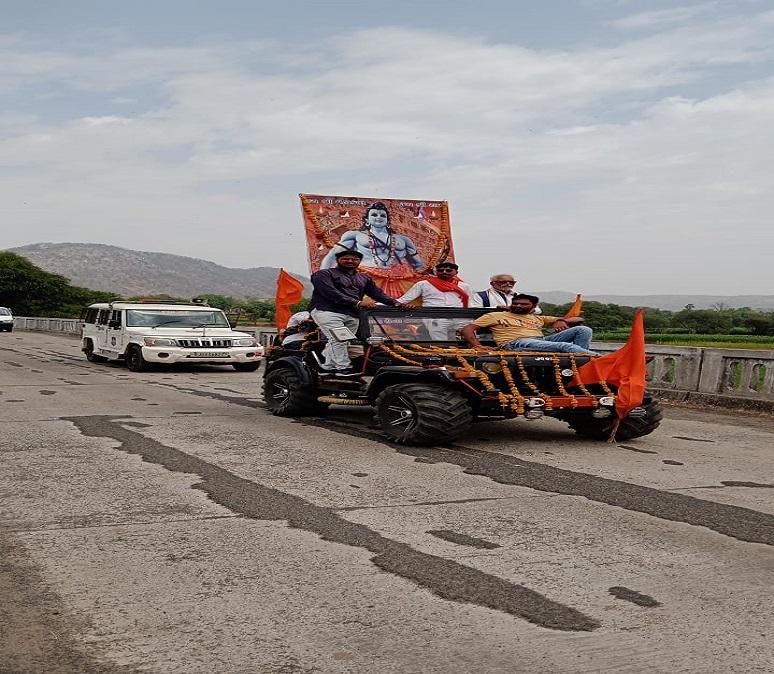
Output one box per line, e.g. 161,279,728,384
108,319,120,329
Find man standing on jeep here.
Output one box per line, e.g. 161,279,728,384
470,274,517,308
396,262,471,340
310,248,405,374
396,262,471,308
461,294,596,354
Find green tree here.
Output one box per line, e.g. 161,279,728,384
0,252,121,317
742,312,774,336
673,309,733,334
195,294,236,310
0,252,76,315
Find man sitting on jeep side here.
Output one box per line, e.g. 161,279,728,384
461,294,596,354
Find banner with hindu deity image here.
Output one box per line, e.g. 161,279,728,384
300,194,455,297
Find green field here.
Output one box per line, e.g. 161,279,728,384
595,333,774,349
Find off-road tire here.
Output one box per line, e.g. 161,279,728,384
3,325,12,332
375,383,473,445
84,339,107,363
126,345,151,372
263,367,326,416
232,362,261,372
567,397,663,441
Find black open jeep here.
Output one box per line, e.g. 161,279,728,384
262,307,662,445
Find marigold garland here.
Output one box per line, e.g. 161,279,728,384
290,334,611,413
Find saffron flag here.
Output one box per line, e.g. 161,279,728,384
571,309,647,422
565,294,583,318
275,269,305,330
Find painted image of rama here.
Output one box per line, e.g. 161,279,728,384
320,202,427,270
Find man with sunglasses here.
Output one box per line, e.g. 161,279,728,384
397,262,471,308
396,262,471,340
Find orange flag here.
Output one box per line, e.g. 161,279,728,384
564,294,583,318
571,309,647,423
275,269,305,330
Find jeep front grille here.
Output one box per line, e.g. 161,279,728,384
177,338,233,348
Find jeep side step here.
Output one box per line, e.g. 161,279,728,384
317,396,369,406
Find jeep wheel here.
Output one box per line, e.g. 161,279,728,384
263,367,325,416
567,397,663,441
375,383,473,445
84,339,107,363
126,345,151,372
232,362,261,372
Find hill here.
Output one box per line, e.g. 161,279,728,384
6,243,773,311
6,243,311,300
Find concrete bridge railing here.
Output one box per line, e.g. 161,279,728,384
11,318,773,411
13,316,82,335
595,343,773,411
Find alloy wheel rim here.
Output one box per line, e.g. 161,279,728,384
271,381,290,405
385,395,416,428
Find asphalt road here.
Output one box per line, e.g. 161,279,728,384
2,332,773,674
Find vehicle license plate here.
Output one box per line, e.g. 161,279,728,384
189,352,230,358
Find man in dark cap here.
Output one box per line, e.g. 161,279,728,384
461,293,595,353
310,249,406,374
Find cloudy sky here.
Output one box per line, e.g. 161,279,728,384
2,0,773,294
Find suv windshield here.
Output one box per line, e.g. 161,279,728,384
0,308,11,316
367,308,497,345
126,309,230,328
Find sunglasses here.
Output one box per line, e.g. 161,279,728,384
493,280,515,285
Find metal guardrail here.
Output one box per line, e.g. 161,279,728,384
11,318,773,408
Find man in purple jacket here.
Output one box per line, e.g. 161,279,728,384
310,249,405,374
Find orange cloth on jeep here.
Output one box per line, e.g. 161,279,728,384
472,311,560,347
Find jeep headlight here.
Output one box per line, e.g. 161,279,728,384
233,337,257,346
143,337,177,346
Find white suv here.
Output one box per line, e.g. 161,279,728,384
81,301,264,372
0,307,13,332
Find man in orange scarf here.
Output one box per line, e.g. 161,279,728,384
397,262,471,307
397,262,471,340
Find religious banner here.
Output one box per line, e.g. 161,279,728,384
300,194,455,297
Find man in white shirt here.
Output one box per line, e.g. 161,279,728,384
397,262,472,340
470,274,516,308
471,273,542,314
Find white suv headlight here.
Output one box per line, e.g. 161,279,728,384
233,338,257,346
143,337,177,346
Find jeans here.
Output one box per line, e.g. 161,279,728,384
310,309,359,370
503,326,595,354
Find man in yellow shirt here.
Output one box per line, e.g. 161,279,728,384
461,294,595,354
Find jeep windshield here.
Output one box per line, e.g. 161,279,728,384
126,309,230,328
365,307,498,345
